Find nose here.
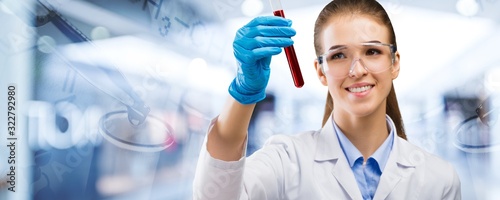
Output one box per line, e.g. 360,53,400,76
348,58,368,78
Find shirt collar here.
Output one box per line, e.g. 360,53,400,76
332,115,395,171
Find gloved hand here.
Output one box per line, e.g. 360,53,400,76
229,16,296,104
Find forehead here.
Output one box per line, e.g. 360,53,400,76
321,15,390,48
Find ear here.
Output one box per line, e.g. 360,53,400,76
391,52,400,80
314,58,328,86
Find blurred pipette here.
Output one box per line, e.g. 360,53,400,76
33,1,150,126
268,0,304,88
3,0,177,152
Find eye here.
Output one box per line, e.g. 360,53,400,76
330,52,346,60
366,48,382,56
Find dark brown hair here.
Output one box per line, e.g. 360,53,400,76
314,0,407,140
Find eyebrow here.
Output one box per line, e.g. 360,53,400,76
327,45,347,51
362,40,382,45
327,40,383,51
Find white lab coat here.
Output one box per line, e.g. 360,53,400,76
193,115,461,200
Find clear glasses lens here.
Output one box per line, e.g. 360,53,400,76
321,43,394,78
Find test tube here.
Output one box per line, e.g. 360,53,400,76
269,0,304,88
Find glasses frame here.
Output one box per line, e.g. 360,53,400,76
317,42,397,77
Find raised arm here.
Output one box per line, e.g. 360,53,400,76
207,97,256,161
193,16,296,200
206,16,296,161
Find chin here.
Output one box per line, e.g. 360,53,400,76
348,107,378,118
344,99,386,118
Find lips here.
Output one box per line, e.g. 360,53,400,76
345,83,375,93
347,85,373,93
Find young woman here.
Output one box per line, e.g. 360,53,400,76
193,0,461,199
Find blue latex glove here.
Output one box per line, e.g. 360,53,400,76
229,16,296,104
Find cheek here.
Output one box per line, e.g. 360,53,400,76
325,76,345,96
324,74,339,87
374,73,394,94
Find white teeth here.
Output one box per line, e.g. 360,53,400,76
348,85,373,93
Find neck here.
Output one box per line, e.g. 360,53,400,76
333,105,389,160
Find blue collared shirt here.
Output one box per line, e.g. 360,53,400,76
332,115,395,200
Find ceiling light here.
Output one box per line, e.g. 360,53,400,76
241,0,264,17
456,0,480,17
91,26,110,40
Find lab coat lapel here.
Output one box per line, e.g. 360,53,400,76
373,137,417,200
331,157,363,200
314,115,363,200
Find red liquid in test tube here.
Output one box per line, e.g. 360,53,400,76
271,8,304,88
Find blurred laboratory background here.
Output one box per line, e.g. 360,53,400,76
0,0,499,199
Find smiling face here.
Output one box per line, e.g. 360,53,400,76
315,15,400,119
